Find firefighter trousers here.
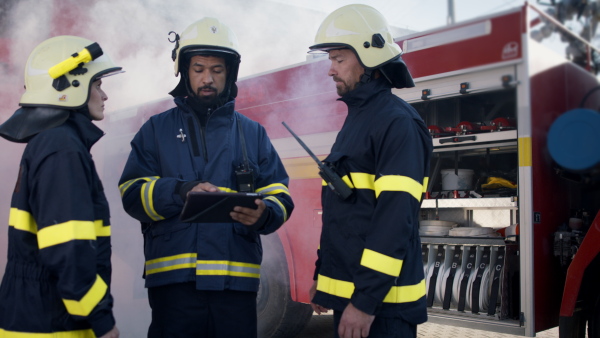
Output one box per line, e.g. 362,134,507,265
148,282,257,338
333,310,417,338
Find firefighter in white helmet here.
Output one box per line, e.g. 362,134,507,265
118,18,293,337
0,36,123,338
307,5,432,338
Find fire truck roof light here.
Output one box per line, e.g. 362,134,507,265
421,89,431,100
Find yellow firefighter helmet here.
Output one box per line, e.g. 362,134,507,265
309,4,414,88
169,17,241,98
20,35,123,109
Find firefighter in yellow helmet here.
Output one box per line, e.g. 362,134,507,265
118,18,293,338
307,5,432,338
0,36,123,337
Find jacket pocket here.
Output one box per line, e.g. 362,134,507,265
233,223,259,243
323,152,347,171
149,220,191,241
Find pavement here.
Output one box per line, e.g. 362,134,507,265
297,313,561,338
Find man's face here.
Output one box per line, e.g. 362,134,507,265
327,49,364,96
188,55,227,104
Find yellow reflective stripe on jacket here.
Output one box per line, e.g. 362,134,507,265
341,175,354,188
218,186,236,193
322,173,374,190
8,208,37,234
374,175,423,201
360,248,403,277
257,183,291,221
350,173,375,190
317,274,426,304
10,209,110,247
0,328,94,337
322,173,424,201
422,177,429,192
145,253,197,275
382,279,426,303
256,183,291,196
264,196,288,222
37,221,96,250
119,176,164,221
145,255,261,278
118,176,157,196
62,275,107,316
141,178,164,221
197,260,261,278
94,220,111,237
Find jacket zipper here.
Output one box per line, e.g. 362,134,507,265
201,108,211,162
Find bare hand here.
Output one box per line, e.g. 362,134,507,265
338,303,374,338
99,326,119,338
309,280,330,314
230,199,266,226
189,182,219,194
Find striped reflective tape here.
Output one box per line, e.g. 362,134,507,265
145,255,261,279
256,183,291,196
197,260,261,278
264,196,289,222
145,253,197,275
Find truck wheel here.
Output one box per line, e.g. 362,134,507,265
257,233,313,338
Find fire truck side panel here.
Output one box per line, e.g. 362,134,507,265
399,8,523,79
530,58,600,331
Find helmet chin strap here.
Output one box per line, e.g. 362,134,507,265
359,68,373,86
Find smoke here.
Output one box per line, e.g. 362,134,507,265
0,1,438,335
0,1,330,335
0,0,327,117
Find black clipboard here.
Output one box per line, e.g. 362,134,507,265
180,191,263,223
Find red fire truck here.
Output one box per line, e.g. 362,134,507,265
224,3,599,337
1,2,600,338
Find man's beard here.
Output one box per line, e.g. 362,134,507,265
333,77,356,97
194,85,220,106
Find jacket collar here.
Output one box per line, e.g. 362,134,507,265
67,112,105,150
338,77,392,108
175,96,236,118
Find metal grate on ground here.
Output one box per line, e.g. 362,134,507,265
417,322,560,338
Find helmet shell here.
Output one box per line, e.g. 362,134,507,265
310,4,401,69
173,17,240,80
20,35,122,109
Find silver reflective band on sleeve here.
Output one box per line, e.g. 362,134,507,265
264,196,289,222
256,183,291,196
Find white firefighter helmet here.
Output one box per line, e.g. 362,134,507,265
169,17,241,98
20,35,123,109
309,4,414,88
